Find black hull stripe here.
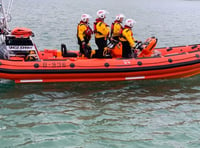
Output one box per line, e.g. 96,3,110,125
0,59,200,74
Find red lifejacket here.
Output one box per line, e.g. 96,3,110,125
85,25,93,40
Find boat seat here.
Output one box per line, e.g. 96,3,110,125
61,44,77,57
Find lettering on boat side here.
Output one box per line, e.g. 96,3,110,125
7,46,34,51
123,60,131,65
42,62,67,67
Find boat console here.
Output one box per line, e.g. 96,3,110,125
0,28,39,60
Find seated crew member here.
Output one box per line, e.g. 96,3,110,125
77,14,93,58
119,19,137,58
93,10,110,58
25,50,37,61
110,14,125,41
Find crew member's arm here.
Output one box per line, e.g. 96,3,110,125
123,30,135,47
78,24,87,42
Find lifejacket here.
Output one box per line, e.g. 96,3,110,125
93,18,103,35
110,20,123,38
85,25,93,40
119,26,135,48
93,18,109,38
77,21,93,42
120,26,132,40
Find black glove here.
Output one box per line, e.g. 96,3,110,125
81,41,86,48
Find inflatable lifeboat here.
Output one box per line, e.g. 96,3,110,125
1,27,200,83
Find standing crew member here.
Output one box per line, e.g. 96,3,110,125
110,14,125,41
77,14,93,57
93,10,110,58
119,19,137,58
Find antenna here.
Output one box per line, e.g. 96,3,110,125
7,0,13,22
0,0,13,34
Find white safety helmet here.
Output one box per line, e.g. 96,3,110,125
125,19,136,28
97,10,108,19
115,14,125,21
81,14,91,23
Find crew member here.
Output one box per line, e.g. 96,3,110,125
25,50,37,61
77,14,93,57
110,14,125,41
119,19,137,58
93,10,110,58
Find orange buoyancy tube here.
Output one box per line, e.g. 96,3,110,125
11,27,33,38
138,37,158,57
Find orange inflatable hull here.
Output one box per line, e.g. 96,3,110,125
0,44,200,83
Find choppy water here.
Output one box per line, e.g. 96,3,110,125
1,0,200,147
